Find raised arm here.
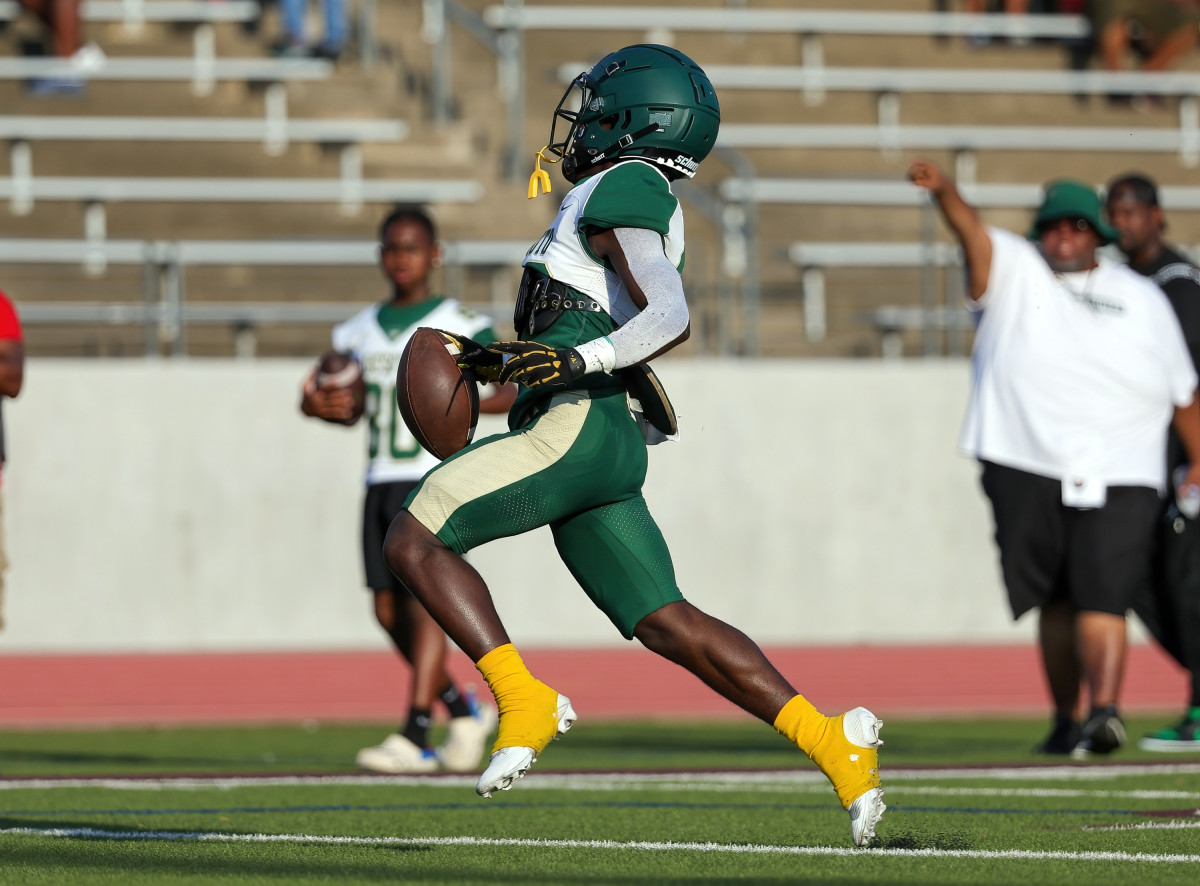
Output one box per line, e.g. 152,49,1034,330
909,159,993,302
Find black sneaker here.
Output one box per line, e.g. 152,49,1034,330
1071,708,1126,759
1034,717,1081,755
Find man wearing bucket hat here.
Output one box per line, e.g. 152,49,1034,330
910,159,1200,758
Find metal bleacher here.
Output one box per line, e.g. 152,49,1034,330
482,5,1088,41
552,64,1200,167
0,174,485,243
0,54,331,96
11,1,1200,357
719,121,1200,167
4,238,529,356
0,0,510,357
720,180,1200,209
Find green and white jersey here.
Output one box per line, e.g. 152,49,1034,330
524,160,684,328
332,297,497,485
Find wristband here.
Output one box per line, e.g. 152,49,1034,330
573,336,616,375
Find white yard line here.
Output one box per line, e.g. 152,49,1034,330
1086,818,1200,831
3,764,1200,792
2,827,1200,863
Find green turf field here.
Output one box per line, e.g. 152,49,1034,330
1,715,1198,885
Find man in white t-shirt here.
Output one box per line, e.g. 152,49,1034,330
910,159,1200,758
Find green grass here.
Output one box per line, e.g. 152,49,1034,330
1,716,1199,885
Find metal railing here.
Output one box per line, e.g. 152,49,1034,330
6,238,530,356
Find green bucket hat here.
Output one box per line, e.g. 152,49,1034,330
1028,179,1117,245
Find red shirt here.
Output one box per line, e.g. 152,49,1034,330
0,290,22,341
0,290,21,481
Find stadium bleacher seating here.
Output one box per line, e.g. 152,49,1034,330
482,5,1088,41
0,55,331,95
7,1,1200,358
2,237,527,355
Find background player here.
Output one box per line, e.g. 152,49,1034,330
301,205,516,772
1106,173,1200,751
383,45,886,847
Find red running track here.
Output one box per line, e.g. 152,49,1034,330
0,643,1188,727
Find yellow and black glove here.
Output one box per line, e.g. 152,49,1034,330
492,341,585,389
433,329,506,383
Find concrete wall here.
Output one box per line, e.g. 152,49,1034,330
0,358,1037,654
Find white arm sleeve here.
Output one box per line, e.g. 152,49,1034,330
576,226,688,372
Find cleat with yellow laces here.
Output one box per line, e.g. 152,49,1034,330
476,692,576,797
808,706,885,846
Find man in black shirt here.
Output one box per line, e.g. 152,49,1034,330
1107,173,1200,751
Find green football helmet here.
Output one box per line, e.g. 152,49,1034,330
547,44,721,182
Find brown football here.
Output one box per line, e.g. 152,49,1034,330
396,327,480,460
314,350,365,426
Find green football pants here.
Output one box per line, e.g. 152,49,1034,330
406,389,683,637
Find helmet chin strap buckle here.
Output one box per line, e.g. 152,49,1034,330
588,123,663,169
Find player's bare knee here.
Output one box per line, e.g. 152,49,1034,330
382,510,429,582
633,601,700,656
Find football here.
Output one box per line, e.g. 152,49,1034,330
314,350,365,426
396,327,480,460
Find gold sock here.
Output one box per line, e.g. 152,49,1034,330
476,643,561,754
773,694,831,758
777,695,880,809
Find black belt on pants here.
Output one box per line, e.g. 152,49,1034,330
515,266,607,335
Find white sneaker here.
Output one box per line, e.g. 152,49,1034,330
476,693,576,797
438,695,500,772
355,733,439,774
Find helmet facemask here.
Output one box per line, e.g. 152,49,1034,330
547,72,634,182
539,45,720,188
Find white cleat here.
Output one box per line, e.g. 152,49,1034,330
848,787,886,847
842,707,885,846
476,694,576,798
809,706,885,846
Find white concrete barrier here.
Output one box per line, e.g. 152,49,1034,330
0,358,1031,653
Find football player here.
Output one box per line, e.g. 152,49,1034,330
301,205,515,773
383,46,885,846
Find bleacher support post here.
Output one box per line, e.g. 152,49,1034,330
141,242,160,357
192,25,217,96
84,202,108,276
339,144,365,215
424,0,452,126
9,140,32,216
1183,97,1199,168
264,84,289,155
497,0,525,183
358,0,380,68
162,243,186,357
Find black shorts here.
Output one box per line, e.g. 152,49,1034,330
362,480,419,592
980,461,1162,619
